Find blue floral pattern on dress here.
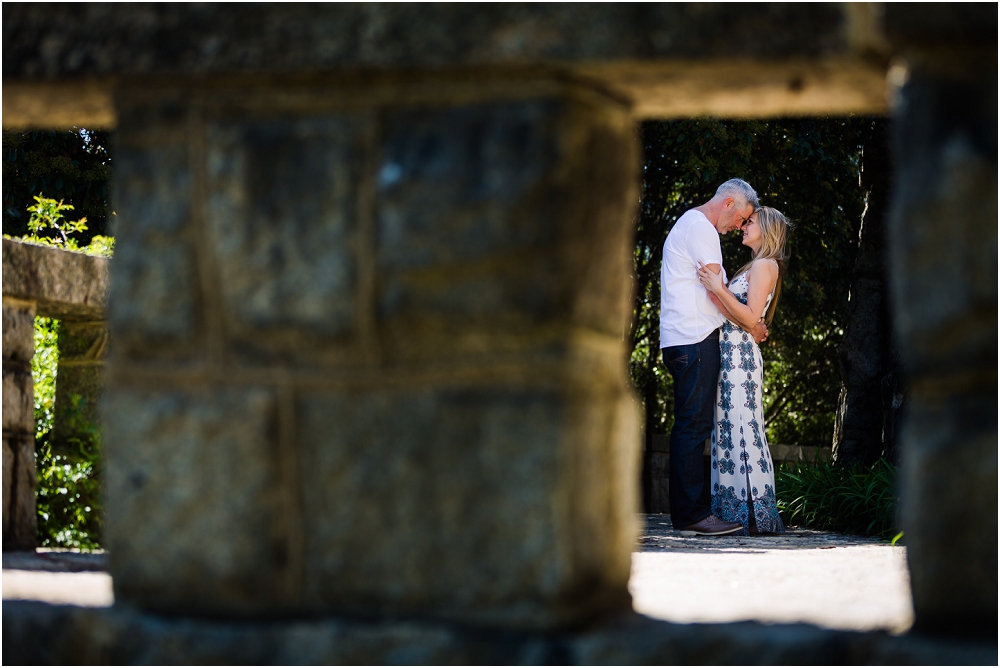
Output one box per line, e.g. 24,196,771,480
710,271,786,536
738,341,756,372
720,339,735,372
742,378,758,413
719,378,734,412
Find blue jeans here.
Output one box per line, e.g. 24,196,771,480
662,330,720,528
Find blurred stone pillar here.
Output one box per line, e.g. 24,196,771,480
52,321,109,457
104,78,641,629
885,7,997,637
2,296,38,550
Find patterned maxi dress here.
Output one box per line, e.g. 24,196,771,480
710,271,786,535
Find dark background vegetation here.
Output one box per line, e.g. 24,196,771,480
631,117,884,448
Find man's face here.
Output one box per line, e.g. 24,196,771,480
718,199,755,234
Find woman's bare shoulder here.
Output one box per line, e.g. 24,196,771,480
750,258,779,275
747,259,778,291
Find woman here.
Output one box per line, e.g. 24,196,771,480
697,206,791,535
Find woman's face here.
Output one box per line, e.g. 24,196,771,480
741,213,762,249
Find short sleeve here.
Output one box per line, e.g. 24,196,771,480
687,220,723,268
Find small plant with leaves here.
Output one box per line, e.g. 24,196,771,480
8,194,114,257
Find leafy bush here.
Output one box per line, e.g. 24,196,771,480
8,194,114,256
32,316,104,550
776,458,900,539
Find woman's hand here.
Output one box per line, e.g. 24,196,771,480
697,262,726,295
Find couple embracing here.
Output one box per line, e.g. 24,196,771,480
660,178,791,537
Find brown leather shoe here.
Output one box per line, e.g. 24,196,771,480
676,514,743,536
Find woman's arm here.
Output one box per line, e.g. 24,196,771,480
707,292,739,323
698,260,777,331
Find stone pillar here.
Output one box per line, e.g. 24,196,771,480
2,296,38,550
104,78,641,629
886,12,997,636
52,321,109,457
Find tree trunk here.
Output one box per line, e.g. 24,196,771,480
832,119,904,467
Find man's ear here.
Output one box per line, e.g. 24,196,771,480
723,196,734,210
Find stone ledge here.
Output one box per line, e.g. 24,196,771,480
1,239,109,321
1,5,854,79
2,601,994,665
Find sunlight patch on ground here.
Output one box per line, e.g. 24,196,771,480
630,515,913,634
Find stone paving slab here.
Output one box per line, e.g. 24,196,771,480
632,515,913,634
3,570,113,608
639,514,886,552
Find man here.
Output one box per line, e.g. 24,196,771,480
660,178,766,536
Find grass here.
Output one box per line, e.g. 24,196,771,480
776,458,900,539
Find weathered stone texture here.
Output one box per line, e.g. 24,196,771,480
103,387,297,616
103,84,640,628
296,384,636,627
4,602,997,666
1,238,108,320
3,5,896,130
376,97,635,363
1,4,853,79
110,122,200,361
1,364,33,434
3,284,39,551
2,435,37,550
2,299,36,364
205,115,365,363
52,321,109,456
885,31,997,637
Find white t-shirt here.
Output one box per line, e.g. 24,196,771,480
659,209,728,348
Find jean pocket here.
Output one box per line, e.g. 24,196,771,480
666,353,689,373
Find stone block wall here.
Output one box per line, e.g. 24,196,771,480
1,239,110,550
103,79,641,629
2,297,37,550
884,29,998,635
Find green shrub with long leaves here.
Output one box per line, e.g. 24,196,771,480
776,459,900,539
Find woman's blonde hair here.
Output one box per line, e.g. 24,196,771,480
731,206,792,326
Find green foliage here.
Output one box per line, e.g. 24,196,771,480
32,317,59,440
776,459,899,538
26,195,88,249
32,317,103,550
3,128,112,243
633,117,877,445
5,194,114,257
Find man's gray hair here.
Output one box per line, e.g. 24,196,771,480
715,178,759,209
